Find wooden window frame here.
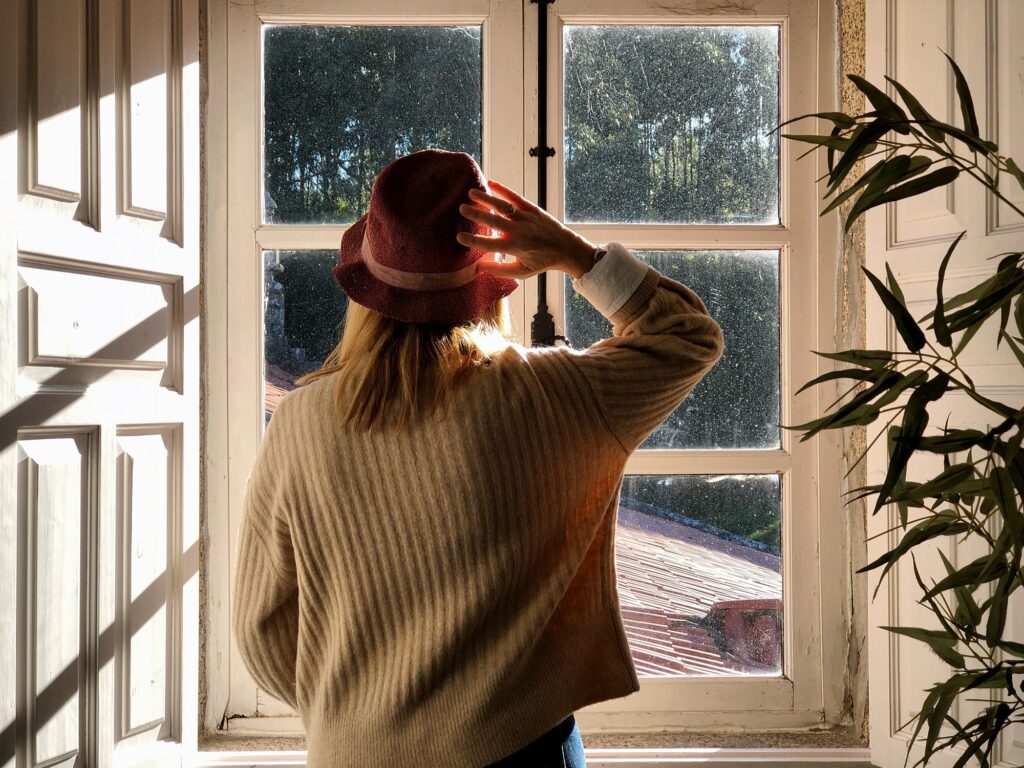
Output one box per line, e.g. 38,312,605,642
203,0,850,747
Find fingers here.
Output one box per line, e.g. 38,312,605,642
455,230,505,252
476,257,530,280
458,201,508,230
466,188,515,215
485,179,539,212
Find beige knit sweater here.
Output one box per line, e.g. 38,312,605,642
233,242,725,767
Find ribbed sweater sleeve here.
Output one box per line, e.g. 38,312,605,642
565,241,725,454
232,398,301,711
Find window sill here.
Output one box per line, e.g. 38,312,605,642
195,727,876,767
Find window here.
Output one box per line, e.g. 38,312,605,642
208,0,838,738
560,25,785,680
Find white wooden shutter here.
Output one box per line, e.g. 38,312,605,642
865,2,1023,767
0,0,200,765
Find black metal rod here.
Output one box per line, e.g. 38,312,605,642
528,0,562,347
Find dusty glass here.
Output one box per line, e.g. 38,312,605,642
565,249,781,449
617,473,782,677
263,249,348,421
563,25,780,224
262,24,483,224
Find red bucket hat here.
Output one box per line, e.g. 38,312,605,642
332,149,520,325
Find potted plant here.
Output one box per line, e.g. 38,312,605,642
778,54,1024,768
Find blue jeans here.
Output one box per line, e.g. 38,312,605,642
484,713,586,767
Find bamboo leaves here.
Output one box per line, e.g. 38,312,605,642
943,51,979,137
933,232,964,346
780,55,1024,768
780,56,1022,228
863,265,926,351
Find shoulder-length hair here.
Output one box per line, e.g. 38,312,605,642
294,296,515,432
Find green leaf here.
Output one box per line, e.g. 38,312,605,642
990,466,1022,543
953,319,983,356
1015,293,1024,338
827,120,892,195
782,133,854,150
949,667,1013,693
825,125,843,173
874,373,949,515
884,261,906,305
950,716,999,768
787,370,903,438
846,167,961,232
942,51,979,137
920,120,998,155
920,270,1009,321
793,367,877,396
922,552,1009,599
938,550,983,630
922,679,962,763
961,385,1021,420
997,301,1012,349
857,512,963,584
844,156,934,227
933,232,965,347
880,626,965,668
870,369,929,410
985,570,1013,646
995,250,1022,276
812,349,893,369
847,74,909,127
993,256,1022,349
820,157,888,215
1000,413,1024,466
994,637,1024,657
916,429,988,454
773,111,858,133
862,266,927,351
889,463,976,504
909,553,962,643
1002,332,1024,368
817,401,890,432
903,686,942,760
1005,157,1024,192
946,268,1024,332
884,75,944,141
877,415,925,517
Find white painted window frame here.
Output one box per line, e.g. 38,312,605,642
204,0,850,743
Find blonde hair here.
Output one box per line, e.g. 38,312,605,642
294,296,515,432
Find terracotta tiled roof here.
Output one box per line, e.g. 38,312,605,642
265,364,295,417
615,502,782,677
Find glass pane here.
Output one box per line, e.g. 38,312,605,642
563,25,780,224
616,474,782,677
262,24,483,224
264,249,348,422
565,249,780,449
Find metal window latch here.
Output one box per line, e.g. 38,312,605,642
528,146,555,158
531,309,568,347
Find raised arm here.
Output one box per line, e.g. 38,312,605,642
563,242,725,455
454,183,724,455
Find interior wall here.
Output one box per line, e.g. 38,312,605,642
198,0,211,737
835,0,868,747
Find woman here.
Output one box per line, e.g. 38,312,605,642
233,149,724,767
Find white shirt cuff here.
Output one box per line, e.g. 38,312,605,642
570,241,650,318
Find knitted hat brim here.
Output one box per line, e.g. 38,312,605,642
332,214,519,325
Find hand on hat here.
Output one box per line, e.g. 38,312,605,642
456,179,599,281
